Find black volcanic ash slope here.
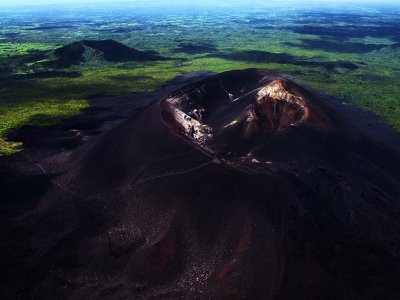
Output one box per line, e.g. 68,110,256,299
46,39,163,67
1,69,400,300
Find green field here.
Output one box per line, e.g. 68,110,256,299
1,6,399,155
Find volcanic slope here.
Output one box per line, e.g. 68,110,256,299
1,69,400,300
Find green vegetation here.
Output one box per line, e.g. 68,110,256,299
0,7,399,154
0,42,53,58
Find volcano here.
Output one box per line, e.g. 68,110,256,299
45,39,164,68
1,69,400,300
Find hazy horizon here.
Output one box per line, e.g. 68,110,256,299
1,0,400,9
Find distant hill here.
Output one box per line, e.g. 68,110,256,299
387,43,400,49
369,43,400,59
46,39,164,67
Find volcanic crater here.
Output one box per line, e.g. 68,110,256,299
162,70,338,171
